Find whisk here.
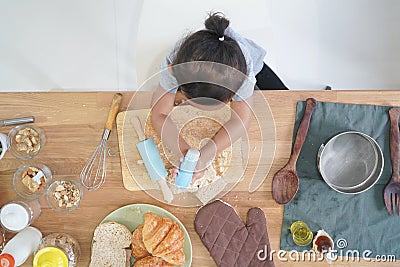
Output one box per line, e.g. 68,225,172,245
80,93,123,190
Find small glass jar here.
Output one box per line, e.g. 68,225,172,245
35,233,81,267
13,164,52,200
0,199,41,232
290,221,313,246
8,125,45,160
46,179,82,214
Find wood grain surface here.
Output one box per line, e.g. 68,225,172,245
0,91,399,267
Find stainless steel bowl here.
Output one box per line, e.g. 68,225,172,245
317,131,384,194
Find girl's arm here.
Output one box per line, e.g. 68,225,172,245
152,84,253,180
151,84,190,159
195,96,253,177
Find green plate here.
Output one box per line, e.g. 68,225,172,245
100,204,192,267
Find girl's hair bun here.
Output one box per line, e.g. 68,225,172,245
204,12,229,38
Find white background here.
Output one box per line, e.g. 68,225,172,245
1,0,400,91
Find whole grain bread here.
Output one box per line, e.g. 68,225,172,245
89,222,132,267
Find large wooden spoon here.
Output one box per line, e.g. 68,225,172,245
272,98,317,204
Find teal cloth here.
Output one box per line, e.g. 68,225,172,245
280,100,400,259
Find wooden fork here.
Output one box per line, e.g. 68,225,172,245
384,107,400,215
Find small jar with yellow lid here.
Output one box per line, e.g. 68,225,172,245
33,233,80,267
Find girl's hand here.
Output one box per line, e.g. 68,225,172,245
172,154,211,181
171,157,183,179
191,157,209,181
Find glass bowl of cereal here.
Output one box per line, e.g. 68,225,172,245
8,125,45,160
46,179,83,214
13,164,52,200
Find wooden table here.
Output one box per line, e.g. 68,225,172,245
0,91,399,267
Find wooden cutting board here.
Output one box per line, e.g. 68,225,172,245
116,108,245,191
116,91,276,194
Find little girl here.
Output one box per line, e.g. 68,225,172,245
151,12,287,179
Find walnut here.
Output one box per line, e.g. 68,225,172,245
16,143,28,151
15,134,22,143
14,127,41,155
52,181,81,209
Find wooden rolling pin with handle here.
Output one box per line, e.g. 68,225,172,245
132,116,174,204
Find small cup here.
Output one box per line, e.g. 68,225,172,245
46,179,83,214
0,199,41,232
8,125,45,160
0,133,10,160
13,164,52,200
290,221,313,246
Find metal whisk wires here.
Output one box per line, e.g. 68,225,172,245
80,129,110,190
80,93,122,191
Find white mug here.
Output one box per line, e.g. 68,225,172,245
0,133,10,160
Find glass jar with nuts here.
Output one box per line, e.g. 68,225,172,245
13,164,52,200
8,125,45,160
46,179,82,214
34,232,81,267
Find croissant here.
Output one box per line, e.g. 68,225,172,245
152,223,184,256
131,225,150,260
162,249,185,266
133,256,174,267
142,212,185,266
142,213,174,254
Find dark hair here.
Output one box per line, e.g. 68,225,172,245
172,12,247,103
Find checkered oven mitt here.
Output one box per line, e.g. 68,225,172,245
194,200,275,267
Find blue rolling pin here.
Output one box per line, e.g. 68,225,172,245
132,116,174,203
176,148,200,188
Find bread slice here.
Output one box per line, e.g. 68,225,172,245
93,222,132,247
90,222,132,267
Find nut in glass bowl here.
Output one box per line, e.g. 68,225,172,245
8,125,45,160
46,179,82,214
13,164,52,200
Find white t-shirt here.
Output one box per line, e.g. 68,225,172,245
159,27,266,101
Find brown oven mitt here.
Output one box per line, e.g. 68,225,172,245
194,200,275,267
